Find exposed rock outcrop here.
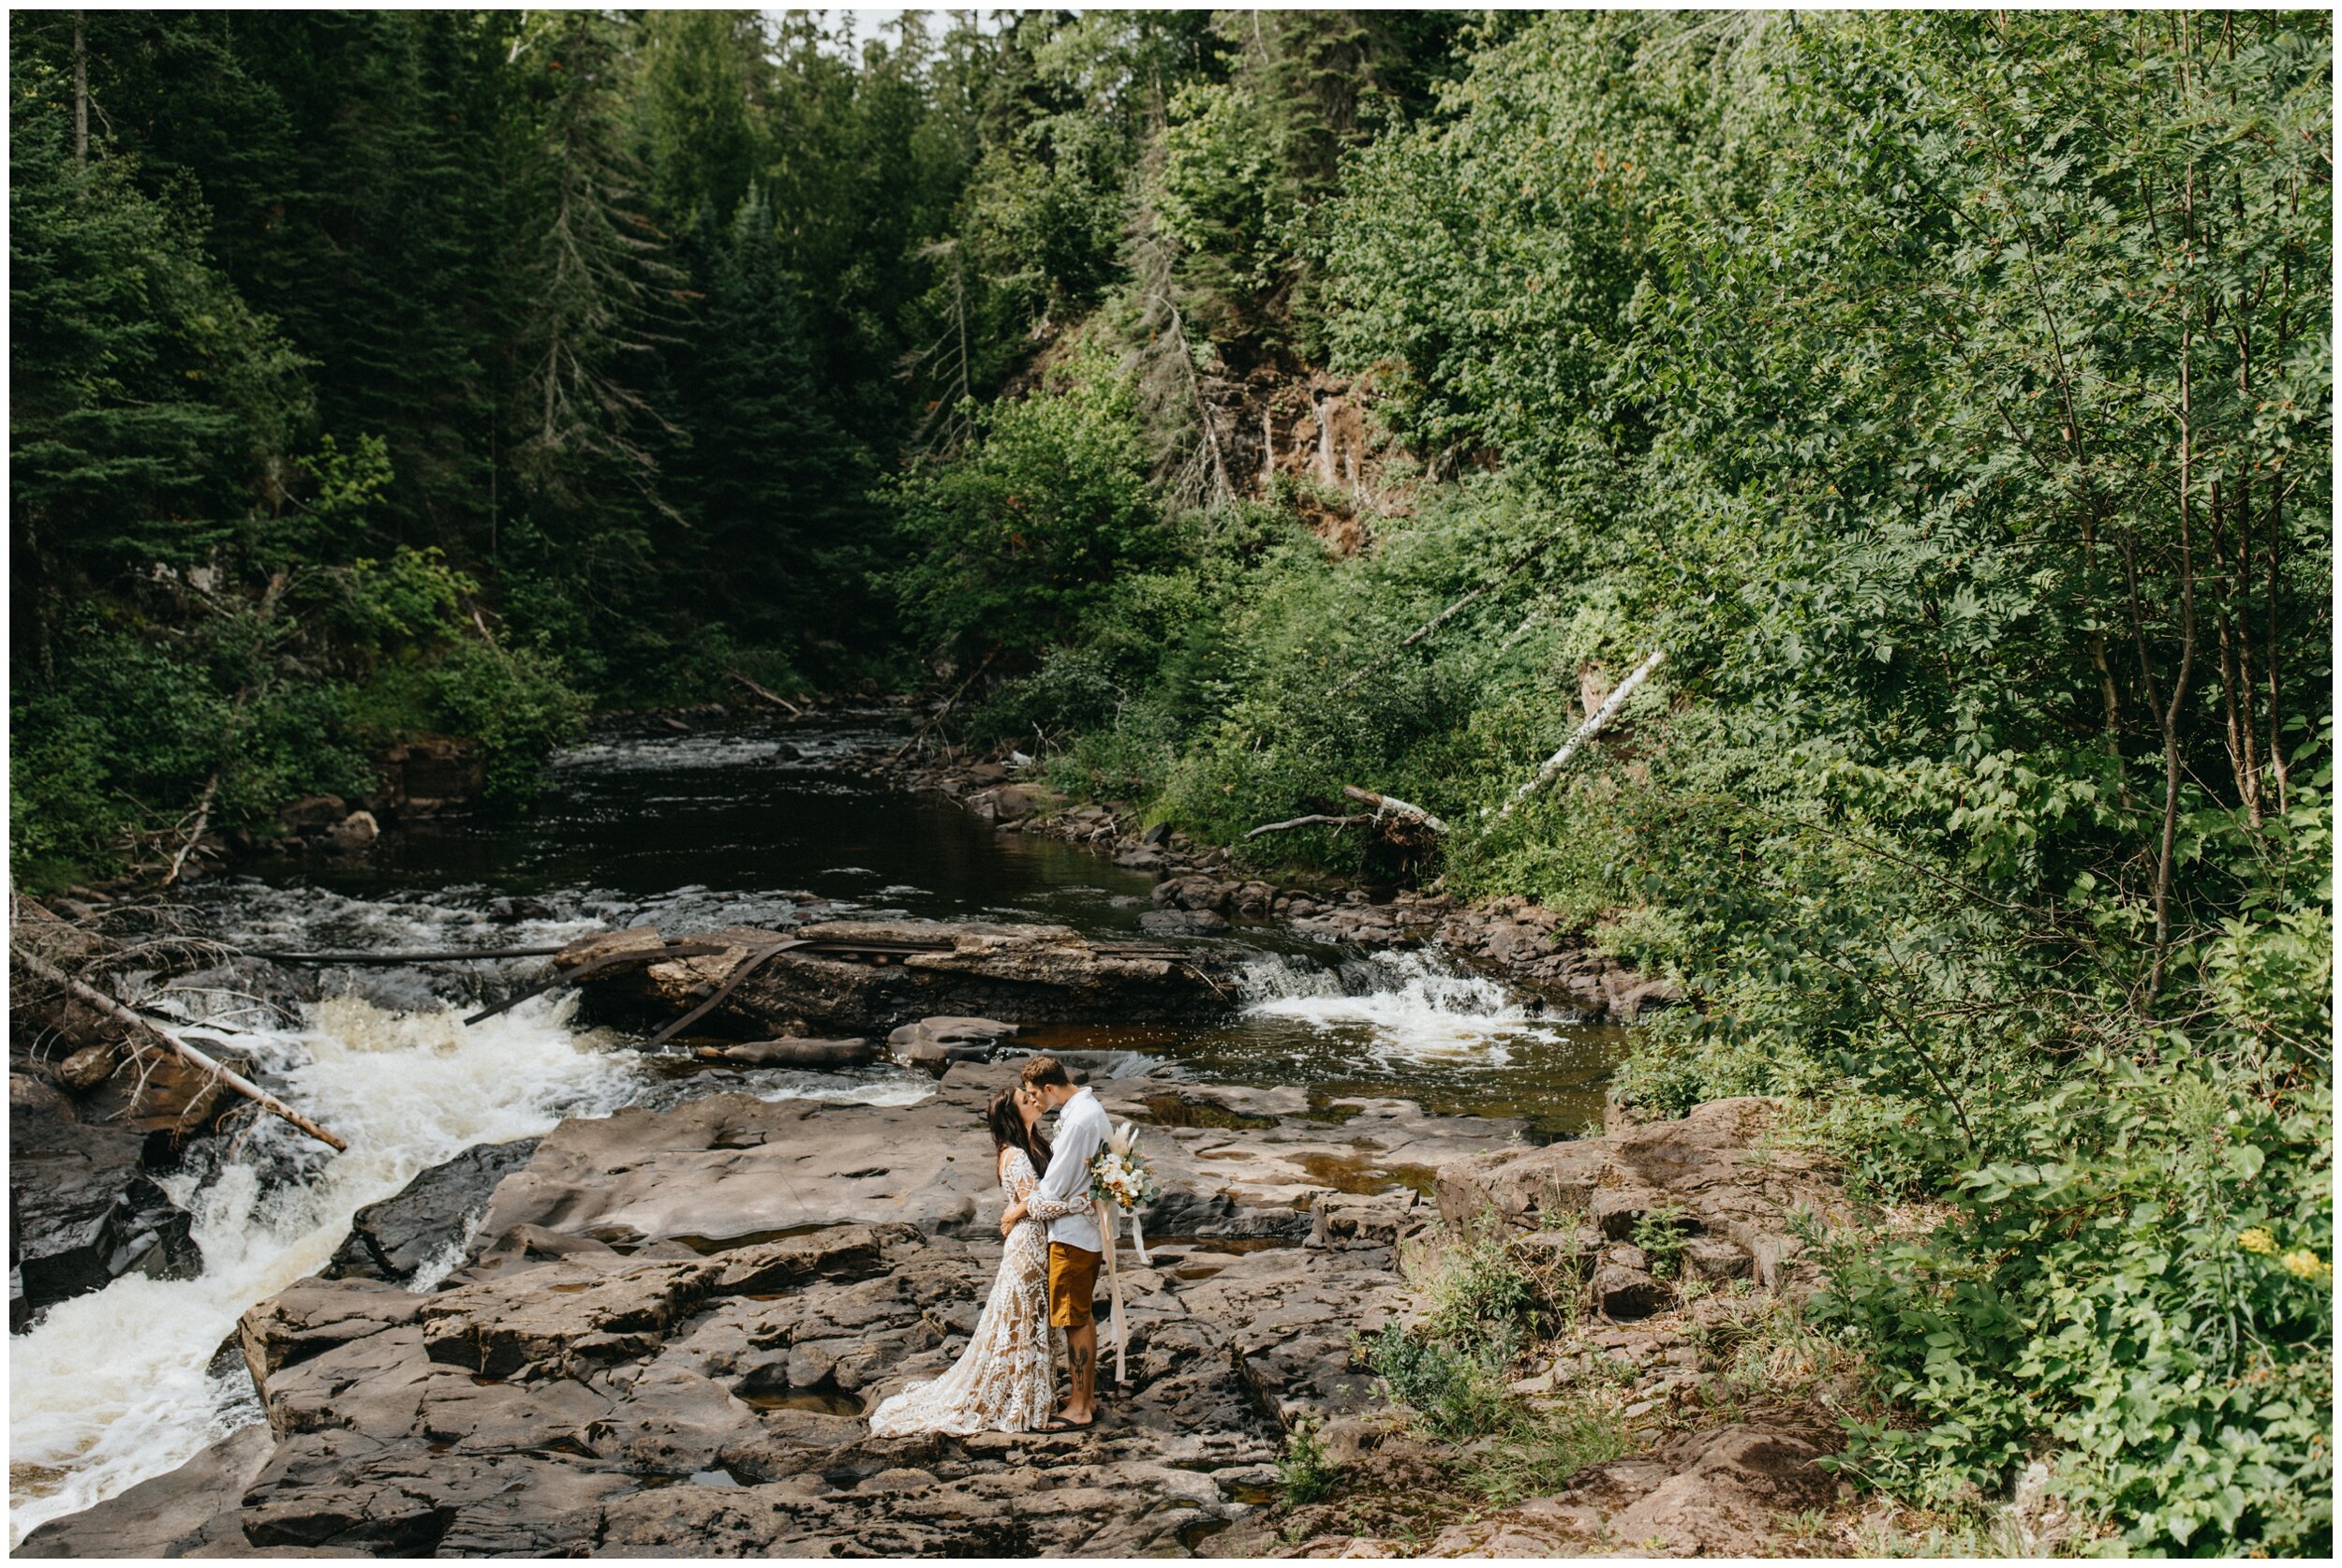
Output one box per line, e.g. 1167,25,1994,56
25,1078,1859,1559
9,909,233,1329
571,920,1232,1039
327,1139,542,1285
1436,1096,1847,1295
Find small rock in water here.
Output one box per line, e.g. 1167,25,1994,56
1138,909,1229,937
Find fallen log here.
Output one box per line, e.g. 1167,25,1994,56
640,939,807,1050
1244,812,1371,841
465,939,728,1026
13,950,348,1153
252,945,571,965
1495,648,1666,821
1341,785,1448,836
162,773,220,889
728,673,803,717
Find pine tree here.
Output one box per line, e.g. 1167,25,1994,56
680,186,872,651
8,42,304,634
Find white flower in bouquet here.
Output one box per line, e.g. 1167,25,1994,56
1088,1120,1160,1212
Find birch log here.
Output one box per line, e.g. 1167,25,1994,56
14,951,348,1152
1495,647,1666,821
1341,785,1448,835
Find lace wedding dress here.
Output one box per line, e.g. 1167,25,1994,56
867,1146,1079,1436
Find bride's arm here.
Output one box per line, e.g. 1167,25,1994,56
1008,1154,1086,1223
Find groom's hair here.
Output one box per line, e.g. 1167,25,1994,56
1019,1056,1072,1090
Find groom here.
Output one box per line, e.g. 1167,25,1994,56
1019,1056,1108,1430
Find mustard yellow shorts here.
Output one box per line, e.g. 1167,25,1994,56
1046,1241,1101,1329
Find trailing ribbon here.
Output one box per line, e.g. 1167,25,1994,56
1094,1197,1128,1383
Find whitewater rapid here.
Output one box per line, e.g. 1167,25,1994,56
1234,949,1570,1068
7,992,650,1546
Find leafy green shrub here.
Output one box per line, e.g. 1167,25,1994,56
1630,1203,1692,1280
1816,1059,2333,1555
425,641,590,806
1362,1322,1511,1442
882,343,1158,663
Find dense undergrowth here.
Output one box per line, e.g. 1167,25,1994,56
908,13,2333,1554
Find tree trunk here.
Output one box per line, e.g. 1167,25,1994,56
15,951,348,1152
1497,648,1667,821
2148,331,2198,1000
72,12,88,169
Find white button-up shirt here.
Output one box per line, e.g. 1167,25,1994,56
1030,1086,1107,1254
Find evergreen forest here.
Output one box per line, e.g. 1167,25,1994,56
8,9,2333,1552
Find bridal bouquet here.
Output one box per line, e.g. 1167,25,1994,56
1088,1120,1160,1214
1088,1121,1159,1379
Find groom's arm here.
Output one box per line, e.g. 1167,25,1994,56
1031,1113,1101,1215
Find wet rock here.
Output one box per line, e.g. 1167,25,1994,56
326,810,379,852
326,1138,541,1285
53,1042,121,1092
1152,875,1235,914
10,1073,201,1326
278,794,348,834
885,1015,1018,1072
1138,909,1231,937
966,783,1044,823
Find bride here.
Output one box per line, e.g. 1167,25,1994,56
867,1084,1085,1436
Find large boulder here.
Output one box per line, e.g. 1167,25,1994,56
9,1072,201,1328
327,1138,541,1285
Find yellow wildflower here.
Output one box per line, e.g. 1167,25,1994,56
2237,1227,2278,1255
2279,1250,2330,1281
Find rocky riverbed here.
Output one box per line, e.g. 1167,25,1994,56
22,1063,1857,1558
873,747,1679,1025
12,715,1758,1556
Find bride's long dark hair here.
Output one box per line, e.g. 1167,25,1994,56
986,1087,1053,1174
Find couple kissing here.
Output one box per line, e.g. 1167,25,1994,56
867,1056,1113,1437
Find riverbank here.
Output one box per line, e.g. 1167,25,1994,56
862,739,1678,1028
22,1064,1888,1558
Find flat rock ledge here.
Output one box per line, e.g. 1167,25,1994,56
568,918,1232,1040
23,1085,1844,1559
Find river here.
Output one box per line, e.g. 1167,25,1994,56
7,712,1628,1546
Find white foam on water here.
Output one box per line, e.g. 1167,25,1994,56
7,991,648,1548
1236,950,1564,1068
